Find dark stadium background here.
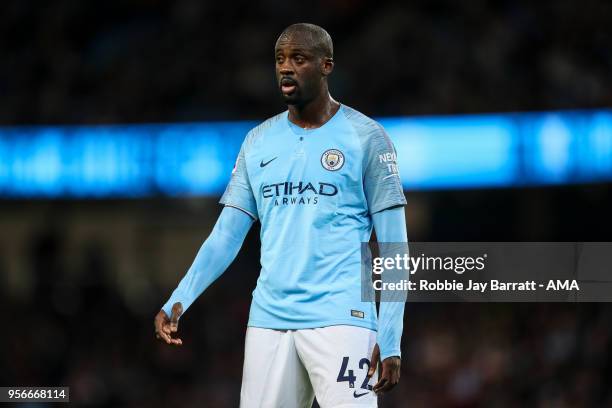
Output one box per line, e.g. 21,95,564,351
1,0,611,407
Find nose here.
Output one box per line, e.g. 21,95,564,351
278,60,294,75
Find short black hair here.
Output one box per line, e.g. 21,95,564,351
276,23,333,59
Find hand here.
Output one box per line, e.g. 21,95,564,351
368,344,401,394
154,302,183,346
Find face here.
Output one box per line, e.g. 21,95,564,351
274,33,332,105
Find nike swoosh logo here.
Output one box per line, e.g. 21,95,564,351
382,173,400,180
353,391,369,398
260,157,277,167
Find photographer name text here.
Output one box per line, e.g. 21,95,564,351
373,279,580,292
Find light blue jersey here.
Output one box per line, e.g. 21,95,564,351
220,104,407,331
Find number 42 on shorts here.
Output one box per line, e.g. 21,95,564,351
336,356,373,391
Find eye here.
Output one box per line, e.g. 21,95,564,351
275,56,284,64
294,56,305,64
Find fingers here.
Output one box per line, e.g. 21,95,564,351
170,302,183,333
373,361,388,393
169,337,183,346
154,308,183,346
154,309,171,335
368,344,380,377
374,378,394,394
154,311,171,343
373,357,401,394
155,327,173,344
155,324,183,346
373,378,389,394
155,330,183,346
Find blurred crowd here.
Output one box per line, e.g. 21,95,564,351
1,0,612,407
1,188,611,407
1,0,611,125
3,227,612,407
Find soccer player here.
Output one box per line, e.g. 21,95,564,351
154,23,409,407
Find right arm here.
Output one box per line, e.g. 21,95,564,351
155,136,257,345
162,205,254,316
154,205,254,344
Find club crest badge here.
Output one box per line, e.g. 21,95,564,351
321,149,345,171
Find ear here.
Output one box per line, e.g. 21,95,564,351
321,57,334,76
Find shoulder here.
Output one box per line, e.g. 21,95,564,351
340,105,393,152
243,111,286,149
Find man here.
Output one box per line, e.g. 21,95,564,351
154,23,408,407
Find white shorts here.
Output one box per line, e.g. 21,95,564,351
240,325,378,408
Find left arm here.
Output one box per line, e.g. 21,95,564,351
373,206,408,359
368,206,408,393
360,124,408,394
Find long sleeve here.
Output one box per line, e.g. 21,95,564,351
161,206,254,317
372,206,409,360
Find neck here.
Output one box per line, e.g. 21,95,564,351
287,88,340,129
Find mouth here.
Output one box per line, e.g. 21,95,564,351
280,78,298,95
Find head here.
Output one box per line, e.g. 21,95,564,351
275,23,334,106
